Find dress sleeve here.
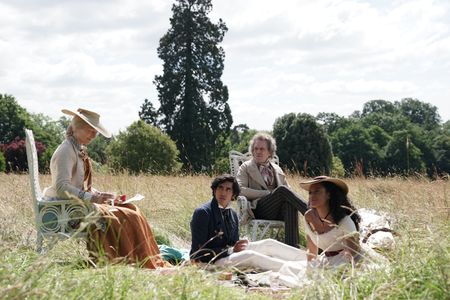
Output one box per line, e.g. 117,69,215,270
304,218,319,246
304,218,313,236
339,215,358,234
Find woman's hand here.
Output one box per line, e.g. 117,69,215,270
304,209,317,227
91,192,115,204
343,235,360,261
233,239,249,252
305,208,326,234
342,249,354,262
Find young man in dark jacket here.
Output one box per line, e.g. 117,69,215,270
190,174,248,263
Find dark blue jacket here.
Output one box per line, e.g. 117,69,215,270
190,198,239,263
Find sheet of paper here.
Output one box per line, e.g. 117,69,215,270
110,194,145,206
123,194,144,204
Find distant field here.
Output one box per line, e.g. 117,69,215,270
0,174,448,299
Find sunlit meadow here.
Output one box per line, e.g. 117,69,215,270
0,173,448,299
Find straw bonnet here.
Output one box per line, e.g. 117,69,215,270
299,176,349,195
62,108,111,138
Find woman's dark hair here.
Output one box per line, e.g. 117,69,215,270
211,174,241,200
321,181,361,231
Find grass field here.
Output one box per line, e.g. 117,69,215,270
0,173,449,299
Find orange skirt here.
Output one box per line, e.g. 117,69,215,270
87,203,170,269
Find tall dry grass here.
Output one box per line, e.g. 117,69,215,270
0,173,449,299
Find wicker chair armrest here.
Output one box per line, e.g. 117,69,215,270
38,198,89,206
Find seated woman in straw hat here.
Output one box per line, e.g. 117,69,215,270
44,108,170,269
299,176,363,266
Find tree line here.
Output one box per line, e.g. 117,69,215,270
1,93,449,177
273,98,450,177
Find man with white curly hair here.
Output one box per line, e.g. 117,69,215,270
237,133,308,248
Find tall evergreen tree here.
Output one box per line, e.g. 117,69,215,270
139,99,159,127
146,0,232,171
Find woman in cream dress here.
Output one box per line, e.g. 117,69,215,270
229,176,369,288
44,108,170,269
300,176,362,267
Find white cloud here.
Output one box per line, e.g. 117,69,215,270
1,0,450,135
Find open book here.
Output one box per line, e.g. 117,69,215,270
111,194,144,206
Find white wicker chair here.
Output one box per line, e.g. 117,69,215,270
25,128,93,253
229,150,284,241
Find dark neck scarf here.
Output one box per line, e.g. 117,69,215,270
258,161,274,186
220,208,232,240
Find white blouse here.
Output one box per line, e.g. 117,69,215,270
305,215,358,252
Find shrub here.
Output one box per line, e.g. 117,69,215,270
330,156,345,178
273,113,332,176
212,156,230,174
0,151,5,172
0,94,33,144
3,138,46,172
87,135,110,165
107,120,181,174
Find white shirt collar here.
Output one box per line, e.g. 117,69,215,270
218,204,232,210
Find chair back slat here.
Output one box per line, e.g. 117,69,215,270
25,129,43,209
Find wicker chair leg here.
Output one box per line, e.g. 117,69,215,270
251,224,258,241
36,232,43,253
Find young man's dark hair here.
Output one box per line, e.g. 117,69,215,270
210,174,240,199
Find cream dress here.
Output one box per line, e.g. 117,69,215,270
244,214,389,288
305,215,360,267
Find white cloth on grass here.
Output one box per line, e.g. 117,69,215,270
215,238,308,273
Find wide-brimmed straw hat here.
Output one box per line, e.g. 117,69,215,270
299,176,349,195
62,108,111,138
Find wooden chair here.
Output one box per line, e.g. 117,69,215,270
229,150,284,241
25,128,93,253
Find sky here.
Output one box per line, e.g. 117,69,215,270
1,0,449,134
